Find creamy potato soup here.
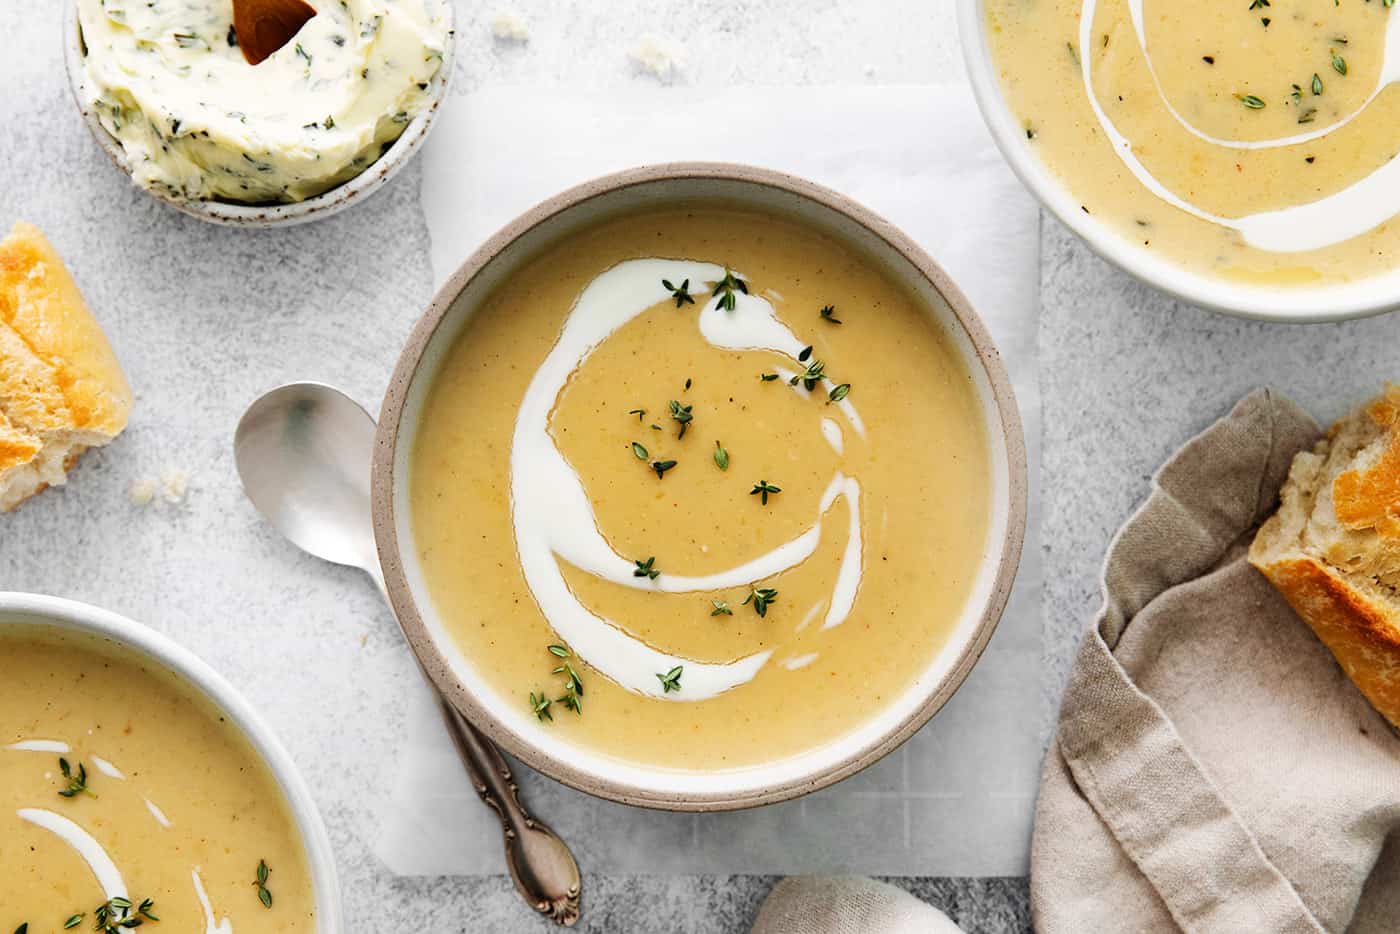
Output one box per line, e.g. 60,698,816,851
1,628,315,932
411,206,993,770
984,0,1397,285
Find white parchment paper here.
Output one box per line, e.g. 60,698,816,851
380,84,1044,876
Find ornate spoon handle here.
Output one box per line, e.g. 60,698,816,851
438,698,583,926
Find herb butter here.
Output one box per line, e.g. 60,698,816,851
77,0,451,203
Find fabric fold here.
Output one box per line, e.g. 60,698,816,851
1034,389,1400,933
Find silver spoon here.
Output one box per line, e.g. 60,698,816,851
234,381,582,926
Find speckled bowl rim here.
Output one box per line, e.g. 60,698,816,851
61,0,455,229
956,0,1400,322
371,162,1029,811
0,592,344,931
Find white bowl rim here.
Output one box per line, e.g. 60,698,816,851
956,0,1400,323
0,591,344,932
61,0,455,229
370,161,1030,811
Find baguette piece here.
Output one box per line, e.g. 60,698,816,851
0,221,131,511
1250,385,1400,728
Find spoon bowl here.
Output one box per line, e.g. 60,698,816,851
234,382,380,577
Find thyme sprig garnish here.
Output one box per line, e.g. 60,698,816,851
662,278,696,307
711,600,733,616
829,383,851,403
1237,94,1266,110
632,442,649,460
58,758,95,799
819,305,842,324
750,481,782,505
790,358,827,390
94,896,157,932
634,556,660,579
711,269,748,311
1331,50,1347,76
254,859,273,909
651,459,677,479
1312,73,1323,95
656,666,684,693
530,692,553,721
669,400,693,438
64,915,83,929
743,587,779,617
713,441,729,470
549,645,585,715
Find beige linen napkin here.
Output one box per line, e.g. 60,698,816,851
1033,389,1400,933
752,878,963,933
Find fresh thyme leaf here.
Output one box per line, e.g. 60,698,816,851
684,378,692,391
92,896,156,933
651,459,677,479
248,860,272,909
798,345,813,362
57,758,95,799
789,358,827,391
819,305,842,324
1332,51,1347,76
172,31,205,48
16,925,28,934
634,556,660,579
632,441,649,460
295,42,312,65
656,666,683,693
668,400,693,438
1297,108,1317,124
560,663,585,696
650,423,663,431
64,916,83,930
711,600,733,616
828,383,851,403
742,587,779,617
628,408,646,420
1312,73,1323,95
530,692,554,721
662,278,696,307
1237,94,1266,110
714,441,729,471
557,691,583,714
750,480,782,505
1290,84,1302,102
711,269,748,312
1247,0,1268,8
548,644,570,658
760,373,779,382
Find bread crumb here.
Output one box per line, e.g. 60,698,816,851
629,35,686,83
160,469,189,504
130,470,191,506
128,478,157,506
490,10,530,42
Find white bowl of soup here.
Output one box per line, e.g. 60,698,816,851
0,592,342,932
372,164,1027,809
959,0,1400,320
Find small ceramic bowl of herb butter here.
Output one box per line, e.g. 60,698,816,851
64,0,455,228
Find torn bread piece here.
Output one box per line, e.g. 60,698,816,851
0,221,131,511
1250,385,1400,728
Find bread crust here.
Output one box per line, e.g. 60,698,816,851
1251,385,1400,729
0,222,132,438
1254,557,1400,727
0,222,131,510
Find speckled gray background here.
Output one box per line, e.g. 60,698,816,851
6,0,1397,931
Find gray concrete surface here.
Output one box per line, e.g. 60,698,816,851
11,0,1394,931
